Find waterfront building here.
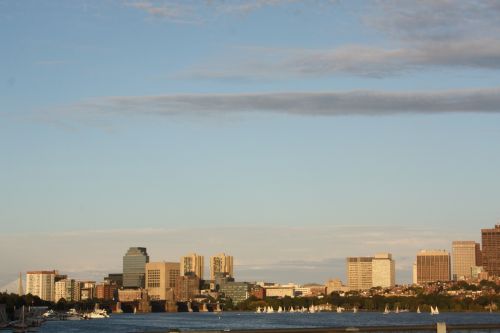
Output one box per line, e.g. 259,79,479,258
263,285,294,298
145,262,180,301
96,281,118,301
123,247,149,288
54,279,77,302
209,253,234,281
347,257,373,290
325,278,349,294
416,250,451,284
78,281,96,300
372,253,396,288
26,270,57,301
175,273,200,301
219,282,249,305
180,253,204,279
452,241,477,280
249,284,265,299
482,225,500,276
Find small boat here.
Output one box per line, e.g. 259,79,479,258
353,307,358,313
277,306,283,313
383,304,390,315
336,306,343,313
309,305,315,313
430,306,439,315
255,307,262,313
395,306,399,314
417,306,421,314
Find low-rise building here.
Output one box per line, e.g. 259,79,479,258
219,282,249,305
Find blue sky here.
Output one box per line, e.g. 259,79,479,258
1,0,500,287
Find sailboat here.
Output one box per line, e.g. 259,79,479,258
336,306,343,313
255,307,262,313
289,307,295,313
430,306,439,315
277,306,283,313
353,307,358,313
417,306,421,314
395,306,399,314
383,304,390,314
12,305,29,332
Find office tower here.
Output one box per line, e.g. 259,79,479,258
26,270,56,301
452,241,477,280
412,262,418,284
123,247,149,288
482,225,500,276
105,273,123,288
54,279,77,302
416,250,451,284
145,262,180,301
372,253,396,288
174,274,200,301
180,253,204,279
475,242,482,267
346,257,373,290
209,253,234,281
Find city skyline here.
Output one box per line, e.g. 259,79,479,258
2,1,500,290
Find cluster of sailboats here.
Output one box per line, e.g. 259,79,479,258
383,305,439,315
256,304,440,315
255,305,331,313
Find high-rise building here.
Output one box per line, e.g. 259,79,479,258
412,262,418,284
452,241,477,280
26,270,56,301
145,262,180,301
371,253,396,288
209,253,234,281
180,253,204,279
54,279,77,302
346,257,373,290
219,282,249,305
482,225,500,276
123,247,149,288
416,250,451,284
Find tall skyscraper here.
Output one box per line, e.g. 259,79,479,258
26,270,56,301
209,253,234,280
145,262,180,301
371,253,395,288
123,247,149,288
482,225,500,276
452,241,477,280
346,257,373,290
416,250,450,284
180,253,204,279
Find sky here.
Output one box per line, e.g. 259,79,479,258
1,0,500,289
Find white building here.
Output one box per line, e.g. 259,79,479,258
371,253,395,288
26,270,56,302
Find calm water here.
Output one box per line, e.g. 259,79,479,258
35,312,500,333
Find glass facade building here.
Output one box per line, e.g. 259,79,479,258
123,247,149,288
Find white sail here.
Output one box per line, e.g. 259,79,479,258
353,307,358,313
336,306,343,313
383,304,390,314
395,306,399,314
417,306,421,314
277,306,283,313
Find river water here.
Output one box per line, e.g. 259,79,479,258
37,312,500,333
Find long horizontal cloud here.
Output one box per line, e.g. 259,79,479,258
70,88,500,117
183,38,500,79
